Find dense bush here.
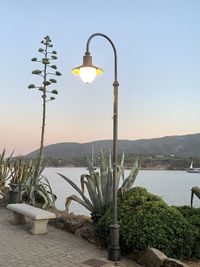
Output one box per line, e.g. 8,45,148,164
95,187,200,259
174,205,200,258
175,205,200,228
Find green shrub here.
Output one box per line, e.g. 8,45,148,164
174,205,200,258
95,187,199,259
175,205,200,228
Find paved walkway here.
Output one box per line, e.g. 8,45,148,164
0,207,142,267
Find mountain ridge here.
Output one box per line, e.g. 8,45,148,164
25,133,200,159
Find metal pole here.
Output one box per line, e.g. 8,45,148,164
108,79,120,261
85,33,121,261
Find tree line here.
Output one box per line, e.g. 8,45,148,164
38,154,200,170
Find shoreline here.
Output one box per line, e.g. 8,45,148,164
45,165,187,171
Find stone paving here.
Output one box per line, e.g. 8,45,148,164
0,207,142,267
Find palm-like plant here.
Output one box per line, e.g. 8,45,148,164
58,150,139,221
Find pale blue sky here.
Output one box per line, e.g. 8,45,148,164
0,0,200,155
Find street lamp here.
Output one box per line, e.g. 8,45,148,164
72,33,120,261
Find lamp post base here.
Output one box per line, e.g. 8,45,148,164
108,223,121,261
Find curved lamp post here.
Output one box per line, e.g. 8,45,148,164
72,33,120,261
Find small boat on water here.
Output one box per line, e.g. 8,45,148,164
187,161,200,173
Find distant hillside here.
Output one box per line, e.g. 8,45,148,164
25,133,200,159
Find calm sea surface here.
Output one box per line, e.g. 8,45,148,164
43,168,200,215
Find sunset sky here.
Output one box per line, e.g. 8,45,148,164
1,0,200,155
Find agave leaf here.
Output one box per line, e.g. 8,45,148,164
81,174,96,194
120,151,125,166
81,174,101,212
82,179,100,212
86,158,95,177
57,173,93,210
86,174,97,192
105,153,113,205
35,188,49,208
120,158,139,192
66,195,94,213
191,186,200,207
94,172,104,208
58,173,85,196
42,176,53,190
99,149,108,195
29,186,36,205
115,166,121,190
0,149,13,182
39,184,54,206
40,190,52,208
65,196,72,211
108,152,112,173
80,174,87,193
120,152,125,181
0,148,6,162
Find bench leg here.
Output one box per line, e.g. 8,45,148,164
30,219,49,235
10,211,26,225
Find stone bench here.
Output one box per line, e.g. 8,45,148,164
7,203,56,235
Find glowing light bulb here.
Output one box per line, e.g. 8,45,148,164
79,67,97,84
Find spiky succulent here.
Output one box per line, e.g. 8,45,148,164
58,150,139,221
0,149,13,185
20,157,56,208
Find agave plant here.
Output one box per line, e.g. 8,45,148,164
58,150,139,221
0,149,14,205
0,149,13,186
191,186,200,207
9,157,35,191
21,157,56,208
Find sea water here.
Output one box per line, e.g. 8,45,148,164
43,168,200,215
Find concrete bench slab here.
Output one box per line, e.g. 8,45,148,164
7,203,56,235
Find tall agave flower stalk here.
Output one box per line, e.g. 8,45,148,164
28,35,61,166
58,150,139,222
